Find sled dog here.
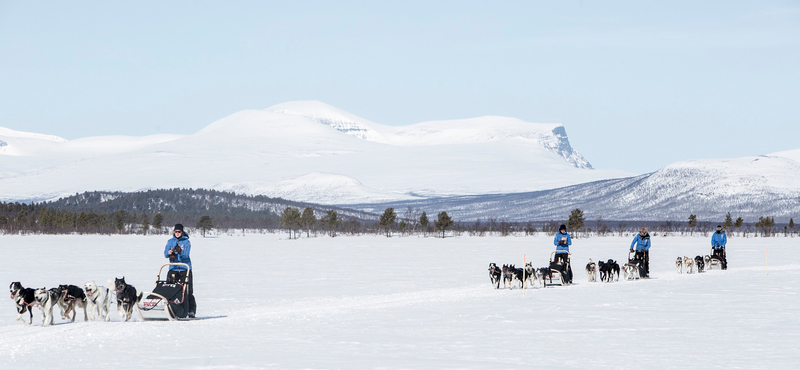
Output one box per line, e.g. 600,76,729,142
488,263,502,289
683,256,694,274
694,255,705,273
114,277,138,321
586,259,597,282
33,287,60,326
57,284,87,322
676,257,684,274
10,282,36,325
84,281,112,322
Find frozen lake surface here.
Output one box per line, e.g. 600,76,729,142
2,233,798,369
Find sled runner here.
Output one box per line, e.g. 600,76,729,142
136,263,191,321
543,251,570,287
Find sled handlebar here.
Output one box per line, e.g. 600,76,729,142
157,263,191,283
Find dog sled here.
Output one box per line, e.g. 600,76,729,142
136,263,191,321
543,251,571,287
706,247,727,270
623,251,643,281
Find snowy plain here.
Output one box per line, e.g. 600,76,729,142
1,233,798,369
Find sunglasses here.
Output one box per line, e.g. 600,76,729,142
174,230,182,234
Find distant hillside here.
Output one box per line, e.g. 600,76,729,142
345,156,800,223
42,188,378,228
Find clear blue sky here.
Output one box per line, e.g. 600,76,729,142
1,1,798,174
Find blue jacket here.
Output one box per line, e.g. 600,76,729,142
553,231,572,254
164,234,192,271
711,231,727,248
630,233,651,251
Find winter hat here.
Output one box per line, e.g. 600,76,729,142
174,224,185,232
716,225,723,231
559,224,567,232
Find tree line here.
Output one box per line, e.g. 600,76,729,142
2,198,796,239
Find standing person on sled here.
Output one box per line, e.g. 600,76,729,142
711,225,728,270
164,223,196,318
629,227,651,278
552,224,573,284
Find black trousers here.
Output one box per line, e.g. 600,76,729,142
553,253,573,283
714,248,728,269
634,251,650,278
167,270,196,314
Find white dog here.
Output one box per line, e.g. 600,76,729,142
33,288,60,326
676,257,683,274
683,256,694,274
84,281,112,322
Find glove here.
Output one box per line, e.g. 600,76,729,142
629,249,634,252
174,245,182,254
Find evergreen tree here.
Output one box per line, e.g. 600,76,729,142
153,213,164,233
567,208,585,237
789,218,795,236
688,214,698,235
321,210,339,237
379,207,397,237
419,211,429,237
723,212,733,230
399,220,407,236
300,207,316,238
196,215,213,237
141,214,150,235
734,216,744,236
280,207,301,239
434,211,454,238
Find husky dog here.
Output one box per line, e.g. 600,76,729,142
33,287,60,326
114,277,138,321
488,263,502,289
507,265,524,289
676,257,684,274
57,284,87,322
523,262,538,289
10,282,36,325
84,281,112,322
598,260,608,282
586,259,597,282
694,255,705,273
607,260,621,281
502,265,514,289
683,256,694,274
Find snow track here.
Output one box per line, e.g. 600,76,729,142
1,234,798,369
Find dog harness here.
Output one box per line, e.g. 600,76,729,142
89,288,109,304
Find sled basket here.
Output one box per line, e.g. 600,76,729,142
136,263,190,321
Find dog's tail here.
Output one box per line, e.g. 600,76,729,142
136,292,143,303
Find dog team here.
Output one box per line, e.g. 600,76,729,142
489,224,730,288
9,277,139,327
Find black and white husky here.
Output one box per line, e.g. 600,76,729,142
57,284,87,322
676,257,684,274
10,282,36,325
84,281,112,322
694,255,705,273
488,263,502,289
586,259,597,282
114,277,138,321
34,287,60,327
523,262,539,289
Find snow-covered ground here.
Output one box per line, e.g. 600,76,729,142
1,233,798,369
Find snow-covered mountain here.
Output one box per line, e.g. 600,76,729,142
0,101,621,204
347,154,800,222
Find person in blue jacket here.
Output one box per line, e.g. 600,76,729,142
552,224,573,283
629,227,651,278
711,225,728,270
164,223,196,318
